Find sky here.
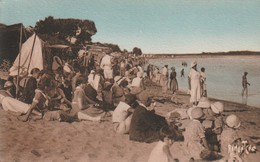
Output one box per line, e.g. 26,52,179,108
1,0,260,54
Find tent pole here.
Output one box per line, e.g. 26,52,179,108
26,33,37,74
23,27,27,40
16,24,23,98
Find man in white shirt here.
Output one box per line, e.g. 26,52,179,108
100,52,113,80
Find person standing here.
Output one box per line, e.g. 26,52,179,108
100,51,113,81
242,72,250,97
155,68,161,84
188,61,201,106
180,68,184,78
161,65,169,94
200,67,207,97
169,67,178,94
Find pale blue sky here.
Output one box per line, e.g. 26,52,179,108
1,0,260,54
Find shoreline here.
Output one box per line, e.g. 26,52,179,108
177,89,260,110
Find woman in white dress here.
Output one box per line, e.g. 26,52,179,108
188,61,201,106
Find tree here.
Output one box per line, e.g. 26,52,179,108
132,47,142,56
34,16,97,45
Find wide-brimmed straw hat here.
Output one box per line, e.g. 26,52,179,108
211,101,224,114
197,97,211,108
191,60,197,68
191,107,205,119
226,114,241,128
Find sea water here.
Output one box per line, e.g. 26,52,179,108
148,56,260,108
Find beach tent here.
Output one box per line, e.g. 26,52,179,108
9,34,44,76
9,33,71,76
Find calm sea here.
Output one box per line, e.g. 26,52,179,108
148,56,260,108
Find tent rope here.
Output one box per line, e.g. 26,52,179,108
16,24,23,98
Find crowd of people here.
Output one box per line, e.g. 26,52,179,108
0,52,256,162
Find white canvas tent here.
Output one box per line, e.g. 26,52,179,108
9,34,43,76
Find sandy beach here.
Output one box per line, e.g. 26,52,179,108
0,80,259,162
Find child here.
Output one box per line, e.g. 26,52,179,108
242,72,250,97
148,126,178,162
200,67,207,97
221,114,241,161
203,101,224,152
155,68,161,84
220,114,257,161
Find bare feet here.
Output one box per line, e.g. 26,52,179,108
17,115,29,122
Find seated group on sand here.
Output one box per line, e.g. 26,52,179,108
0,52,256,162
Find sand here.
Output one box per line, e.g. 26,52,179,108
0,81,259,162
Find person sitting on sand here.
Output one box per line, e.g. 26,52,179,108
18,77,101,122
101,81,115,111
148,126,179,162
59,79,73,102
21,68,40,104
112,93,138,134
5,76,17,98
0,82,41,115
184,107,219,161
130,72,145,95
72,76,104,119
46,84,72,112
129,91,183,143
112,76,126,106
3,81,15,98
203,101,224,152
220,114,241,161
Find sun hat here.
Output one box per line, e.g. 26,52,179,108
4,81,14,89
226,114,241,128
191,107,205,119
197,97,211,108
211,101,224,114
191,60,197,68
